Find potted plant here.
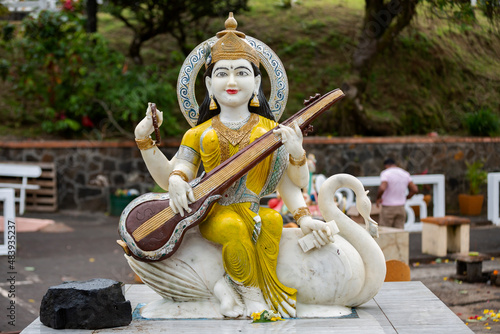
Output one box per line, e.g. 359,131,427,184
459,161,488,216
109,188,140,216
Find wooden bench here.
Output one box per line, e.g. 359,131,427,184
421,216,470,257
24,162,58,212
0,163,42,215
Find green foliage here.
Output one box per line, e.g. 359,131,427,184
425,0,499,26
99,65,180,137
464,108,500,137
1,1,499,140
276,0,295,9
2,23,15,42
302,19,325,31
3,10,90,133
424,0,476,25
281,38,318,57
465,161,488,195
0,58,9,81
478,0,500,24
1,10,180,138
0,4,8,17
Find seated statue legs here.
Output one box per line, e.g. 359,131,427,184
213,276,244,318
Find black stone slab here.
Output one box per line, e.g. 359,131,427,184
40,278,132,329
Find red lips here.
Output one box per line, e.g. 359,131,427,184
226,89,238,95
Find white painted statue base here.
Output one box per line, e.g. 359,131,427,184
138,299,353,320
21,282,473,334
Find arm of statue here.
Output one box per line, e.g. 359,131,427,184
277,173,336,249
134,103,176,191
168,160,197,217
273,121,309,189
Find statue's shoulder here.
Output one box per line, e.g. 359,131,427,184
257,115,279,131
181,119,215,150
248,115,278,140
184,118,214,137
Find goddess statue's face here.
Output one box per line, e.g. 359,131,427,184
206,59,261,109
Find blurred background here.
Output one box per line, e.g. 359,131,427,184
0,0,499,141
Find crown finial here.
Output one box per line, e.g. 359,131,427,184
216,13,245,38
210,13,259,68
225,12,237,30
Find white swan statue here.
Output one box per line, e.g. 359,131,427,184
125,173,386,319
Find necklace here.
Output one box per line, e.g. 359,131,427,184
221,114,251,130
212,114,259,162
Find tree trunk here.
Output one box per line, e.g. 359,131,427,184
129,27,162,65
338,0,419,136
172,16,190,57
129,36,144,65
86,0,98,33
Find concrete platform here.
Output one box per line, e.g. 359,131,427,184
21,282,472,333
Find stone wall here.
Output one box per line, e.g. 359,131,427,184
1,136,499,213
0,141,179,212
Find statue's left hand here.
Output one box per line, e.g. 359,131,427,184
134,102,164,139
299,216,335,248
273,121,304,159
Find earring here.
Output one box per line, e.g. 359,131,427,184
250,92,260,107
209,94,217,110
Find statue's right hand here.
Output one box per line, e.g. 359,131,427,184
169,175,195,217
134,102,164,139
299,216,335,247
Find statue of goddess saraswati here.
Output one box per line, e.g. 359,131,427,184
119,13,386,320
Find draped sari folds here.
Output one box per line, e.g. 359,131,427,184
179,114,297,317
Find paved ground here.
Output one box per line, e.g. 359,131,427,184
412,261,500,334
1,210,499,333
409,224,500,334
0,211,135,333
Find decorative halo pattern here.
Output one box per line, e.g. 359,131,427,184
177,36,288,127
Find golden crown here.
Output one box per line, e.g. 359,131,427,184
209,13,259,68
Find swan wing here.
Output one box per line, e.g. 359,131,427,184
126,256,214,301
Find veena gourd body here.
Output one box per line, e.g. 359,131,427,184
118,13,386,319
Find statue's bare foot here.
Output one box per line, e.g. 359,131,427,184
214,278,244,318
243,297,268,317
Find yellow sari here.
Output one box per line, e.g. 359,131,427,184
179,113,297,317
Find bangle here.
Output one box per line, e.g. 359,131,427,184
169,170,189,183
293,206,311,224
289,151,306,167
135,137,156,150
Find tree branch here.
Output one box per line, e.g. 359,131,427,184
93,99,134,139
377,0,419,53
